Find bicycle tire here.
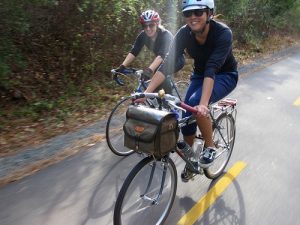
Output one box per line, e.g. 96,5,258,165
204,113,236,179
114,156,177,225
106,97,135,156
173,80,189,101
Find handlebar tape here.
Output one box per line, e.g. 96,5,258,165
180,102,198,113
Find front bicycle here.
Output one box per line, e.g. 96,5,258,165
114,91,180,225
113,92,237,224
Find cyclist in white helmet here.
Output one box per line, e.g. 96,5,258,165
115,9,185,94
144,0,239,181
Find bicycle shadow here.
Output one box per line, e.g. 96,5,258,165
80,153,143,225
177,171,246,225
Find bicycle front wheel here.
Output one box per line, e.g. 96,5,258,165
106,97,134,156
114,156,177,225
204,113,236,179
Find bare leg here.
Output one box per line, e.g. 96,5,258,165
183,135,194,147
196,116,214,147
183,116,214,148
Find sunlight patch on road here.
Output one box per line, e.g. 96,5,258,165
177,161,247,225
293,97,300,106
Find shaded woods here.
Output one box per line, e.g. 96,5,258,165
0,0,299,151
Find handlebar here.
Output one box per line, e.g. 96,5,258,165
111,68,141,75
179,102,198,114
131,90,198,114
111,68,143,86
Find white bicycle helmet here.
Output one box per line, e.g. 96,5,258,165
139,10,160,24
182,0,214,12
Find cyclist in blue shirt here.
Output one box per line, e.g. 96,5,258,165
116,9,184,94
144,0,238,180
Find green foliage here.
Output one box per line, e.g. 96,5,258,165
0,0,58,81
216,0,299,47
0,0,299,122
0,0,27,84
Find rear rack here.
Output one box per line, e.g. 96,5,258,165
211,98,237,118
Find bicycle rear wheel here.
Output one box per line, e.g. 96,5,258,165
204,113,236,179
114,156,177,225
106,97,134,156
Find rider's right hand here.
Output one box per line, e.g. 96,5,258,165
115,64,126,73
134,97,146,104
194,104,209,117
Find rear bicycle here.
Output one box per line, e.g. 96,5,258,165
106,96,135,156
106,68,153,156
113,156,177,225
112,68,142,91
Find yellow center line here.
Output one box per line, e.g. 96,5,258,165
177,161,247,225
293,97,300,106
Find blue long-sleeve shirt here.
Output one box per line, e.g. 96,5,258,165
159,20,238,79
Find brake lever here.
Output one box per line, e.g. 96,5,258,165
168,100,186,113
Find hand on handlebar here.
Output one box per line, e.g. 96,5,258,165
194,104,209,117
115,64,126,73
134,97,146,104
141,68,153,81
130,91,204,115
131,91,161,104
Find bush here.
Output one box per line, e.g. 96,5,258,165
0,0,299,106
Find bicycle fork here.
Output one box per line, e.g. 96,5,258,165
140,160,168,205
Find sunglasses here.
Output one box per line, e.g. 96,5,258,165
183,9,205,18
142,23,156,29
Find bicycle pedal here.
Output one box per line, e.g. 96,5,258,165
181,169,196,182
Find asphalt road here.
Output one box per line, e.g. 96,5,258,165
0,50,299,225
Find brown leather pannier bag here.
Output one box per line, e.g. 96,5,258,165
123,105,179,158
